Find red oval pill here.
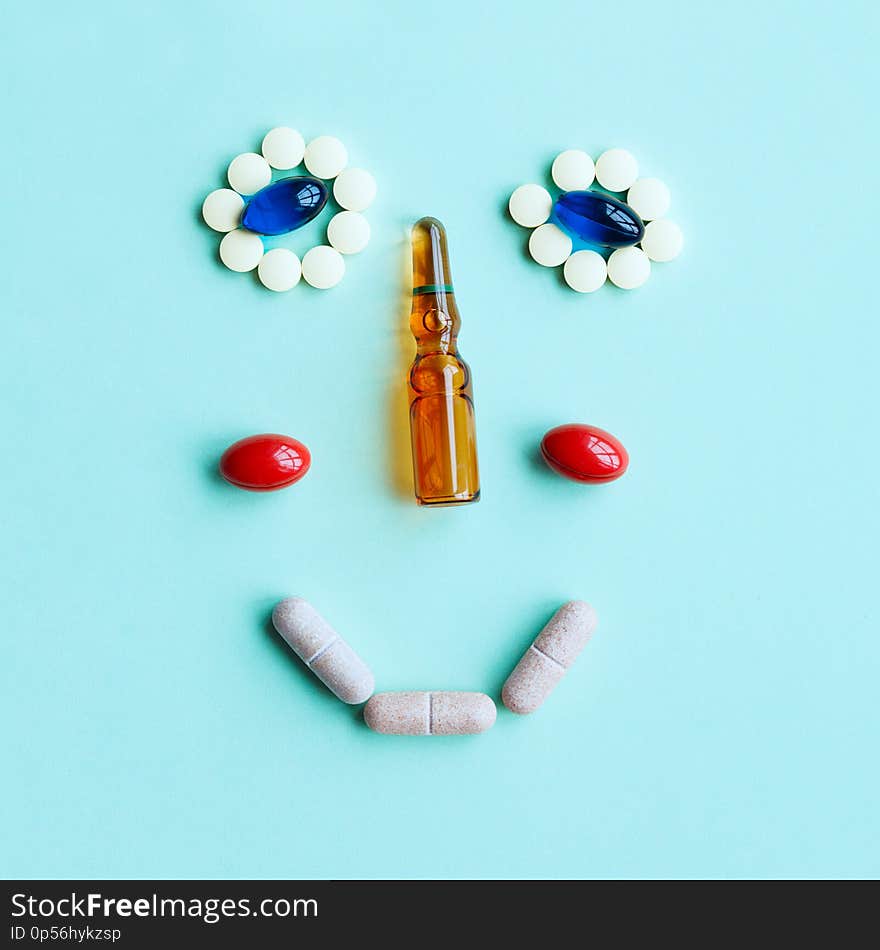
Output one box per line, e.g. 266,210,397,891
540,424,628,483
219,434,311,492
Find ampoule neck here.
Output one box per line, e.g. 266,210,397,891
411,289,461,353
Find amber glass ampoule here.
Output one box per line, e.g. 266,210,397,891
407,217,480,506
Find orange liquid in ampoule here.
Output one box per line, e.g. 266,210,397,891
407,217,480,506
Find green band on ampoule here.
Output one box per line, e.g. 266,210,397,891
412,284,454,296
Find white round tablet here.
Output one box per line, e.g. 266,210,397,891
261,127,305,170
219,229,264,273
327,211,371,255
333,167,376,212
227,152,272,195
302,245,345,288
551,150,595,191
257,248,302,291
528,223,572,267
626,178,670,222
508,184,552,227
563,250,607,293
641,219,683,262
202,188,245,232
595,148,639,193
607,246,650,289
303,136,348,179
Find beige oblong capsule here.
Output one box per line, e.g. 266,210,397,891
272,597,375,704
501,600,597,714
364,691,496,735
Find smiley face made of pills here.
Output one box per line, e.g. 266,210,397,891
206,130,684,736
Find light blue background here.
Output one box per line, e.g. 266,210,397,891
2,0,878,879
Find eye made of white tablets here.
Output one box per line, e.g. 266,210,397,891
202,126,377,293
508,147,683,295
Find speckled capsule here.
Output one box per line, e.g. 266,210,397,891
364,691,496,736
502,601,597,714
272,597,374,704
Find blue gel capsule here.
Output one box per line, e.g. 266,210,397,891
553,190,645,249
242,176,329,236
